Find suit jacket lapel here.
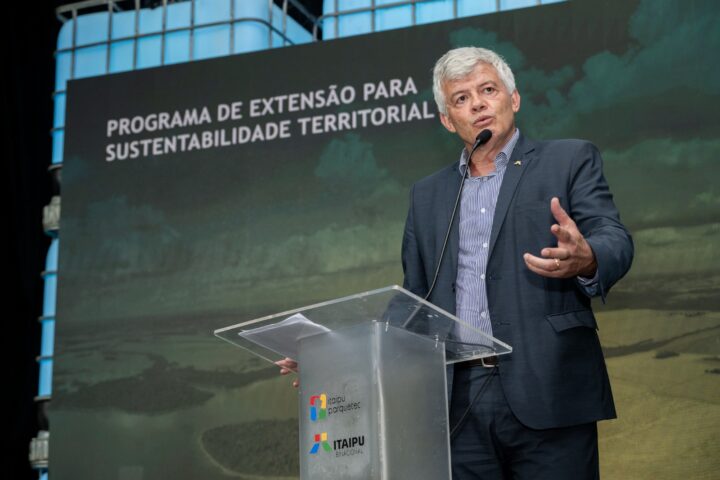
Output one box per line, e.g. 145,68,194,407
489,135,536,257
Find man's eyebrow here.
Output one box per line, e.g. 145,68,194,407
449,88,469,99
449,80,499,99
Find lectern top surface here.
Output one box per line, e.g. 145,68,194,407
214,285,511,365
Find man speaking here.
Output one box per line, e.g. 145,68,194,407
401,47,633,479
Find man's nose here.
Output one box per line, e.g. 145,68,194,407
470,94,486,111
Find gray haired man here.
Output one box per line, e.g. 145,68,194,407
401,47,633,479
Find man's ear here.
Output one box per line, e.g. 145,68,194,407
439,113,456,133
511,90,521,113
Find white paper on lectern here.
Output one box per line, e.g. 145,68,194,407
237,313,331,361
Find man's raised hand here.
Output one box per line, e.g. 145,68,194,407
523,197,597,278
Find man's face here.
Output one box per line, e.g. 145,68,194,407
439,62,521,152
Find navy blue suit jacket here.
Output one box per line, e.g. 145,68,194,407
401,134,633,429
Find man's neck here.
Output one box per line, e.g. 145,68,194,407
467,128,515,177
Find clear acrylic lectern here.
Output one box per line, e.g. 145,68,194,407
215,285,511,480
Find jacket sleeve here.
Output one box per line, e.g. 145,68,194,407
568,142,634,302
401,184,429,298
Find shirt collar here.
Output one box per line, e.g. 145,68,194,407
459,128,520,177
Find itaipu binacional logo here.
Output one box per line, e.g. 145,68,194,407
309,393,327,422
309,432,332,454
309,432,366,456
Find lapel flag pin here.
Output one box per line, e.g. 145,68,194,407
514,160,522,166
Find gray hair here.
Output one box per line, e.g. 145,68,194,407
432,47,516,115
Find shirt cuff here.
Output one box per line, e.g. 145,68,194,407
576,271,600,297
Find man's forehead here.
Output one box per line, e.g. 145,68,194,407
444,73,500,95
445,62,500,87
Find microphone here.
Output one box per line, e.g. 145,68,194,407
423,128,493,301
472,129,493,152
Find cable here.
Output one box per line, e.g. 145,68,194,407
449,365,497,439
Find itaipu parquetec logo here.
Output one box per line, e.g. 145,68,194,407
309,393,327,422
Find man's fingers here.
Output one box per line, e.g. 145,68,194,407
524,253,564,278
550,197,573,226
551,224,573,243
541,247,570,260
276,357,300,387
275,357,297,367
275,358,298,373
525,262,551,277
524,253,560,272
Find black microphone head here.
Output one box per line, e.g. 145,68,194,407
475,129,492,146
467,129,493,160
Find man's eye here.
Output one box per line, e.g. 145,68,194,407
484,87,495,94
456,95,466,104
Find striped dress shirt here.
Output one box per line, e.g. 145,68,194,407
455,129,520,344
